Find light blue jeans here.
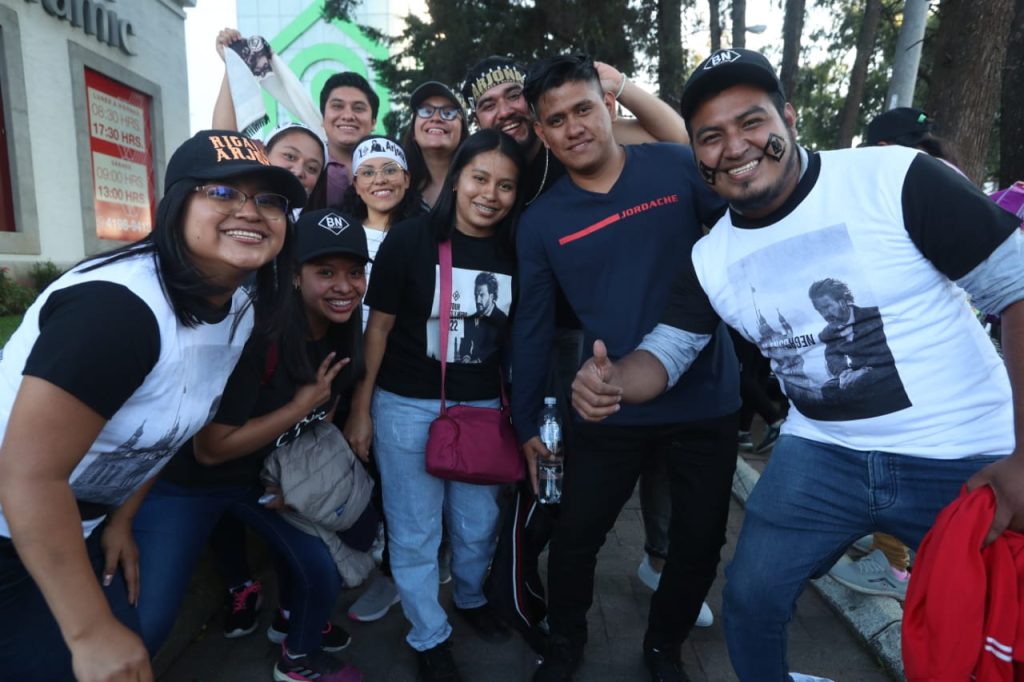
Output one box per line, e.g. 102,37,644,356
723,434,1002,681
372,388,502,651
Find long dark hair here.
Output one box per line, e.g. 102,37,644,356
427,128,525,254
78,179,294,339
400,111,469,196
277,276,365,393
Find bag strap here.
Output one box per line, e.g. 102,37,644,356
435,239,510,413
437,240,453,415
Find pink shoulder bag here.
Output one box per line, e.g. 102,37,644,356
424,239,524,484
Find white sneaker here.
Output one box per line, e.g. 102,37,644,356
347,573,400,622
637,556,714,627
789,674,835,682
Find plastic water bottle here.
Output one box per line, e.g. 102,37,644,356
537,396,563,505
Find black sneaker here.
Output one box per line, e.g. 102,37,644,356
223,580,263,638
454,604,511,643
267,609,352,652
644,643,690,682
417,639,461,682
533,635,582,682
272,644,362,682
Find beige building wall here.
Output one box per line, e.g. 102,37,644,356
0,0,194,267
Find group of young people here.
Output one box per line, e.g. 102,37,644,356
0,34,1022,682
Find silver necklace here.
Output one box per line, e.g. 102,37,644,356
526,148,549,206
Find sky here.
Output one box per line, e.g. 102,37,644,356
183,0,780,134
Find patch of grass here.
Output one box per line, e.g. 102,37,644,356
0,314,23,347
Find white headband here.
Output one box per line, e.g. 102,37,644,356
352,137,408,172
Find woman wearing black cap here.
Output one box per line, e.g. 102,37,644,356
401,81,470,209
132,209,373,682
0,129,304,680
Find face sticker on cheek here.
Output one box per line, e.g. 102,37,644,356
764,133,786,162
698,159,718,186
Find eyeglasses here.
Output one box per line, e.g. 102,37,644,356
354,164,404,182
194,185,289,221
416,104,461,121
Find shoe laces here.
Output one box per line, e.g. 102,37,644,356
230,581,261,613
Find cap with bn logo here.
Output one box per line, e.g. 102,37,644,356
294,209,370,264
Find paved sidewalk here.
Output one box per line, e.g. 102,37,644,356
158,478,893,681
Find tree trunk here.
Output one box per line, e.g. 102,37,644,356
926,0,1014,183
1000,0,1024,186
658,0,684,107
732,0,747,48
780,0,806,101
885,0,930,109
835,0,884,148
709,0,722,51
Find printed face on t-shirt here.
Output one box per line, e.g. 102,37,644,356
689,84,800,219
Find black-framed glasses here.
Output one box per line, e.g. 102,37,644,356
194,185,289,221
354,164,404,182
416,104,460,121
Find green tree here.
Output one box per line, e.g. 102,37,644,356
323,0,641,135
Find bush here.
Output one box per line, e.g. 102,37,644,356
0,268,36,316
28,260,62,293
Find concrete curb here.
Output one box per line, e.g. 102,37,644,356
731,457,905,681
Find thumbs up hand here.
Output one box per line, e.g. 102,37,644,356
571,340,624,422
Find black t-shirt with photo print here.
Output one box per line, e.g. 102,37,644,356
365,215,515,401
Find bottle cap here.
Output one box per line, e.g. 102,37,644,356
543,396,556,406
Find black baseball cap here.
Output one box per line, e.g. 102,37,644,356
410,81,466,113
165,129,306,209
461,56,526,112
679,49,783,121
294,209,370,264
863,108,933,147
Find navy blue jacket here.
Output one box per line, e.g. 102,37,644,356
510,143,740,443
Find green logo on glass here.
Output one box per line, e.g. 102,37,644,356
262,1,390,135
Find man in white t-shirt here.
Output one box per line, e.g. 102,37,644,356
571,48,1024,682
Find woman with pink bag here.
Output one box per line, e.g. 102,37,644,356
344,129,523,681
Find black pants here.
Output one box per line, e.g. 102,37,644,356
546,413,738,650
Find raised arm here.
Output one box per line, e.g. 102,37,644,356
211,28,243,130
596,61,688,145
0,378,152,682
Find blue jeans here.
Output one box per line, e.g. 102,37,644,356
372,388,502,651
724,434,1002,681
133,479,342,656
0,529,140,679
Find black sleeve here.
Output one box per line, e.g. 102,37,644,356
210,338,264,427
23,282,160,420
365,219,414,314
901,153,1020,279
659,250,721,334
